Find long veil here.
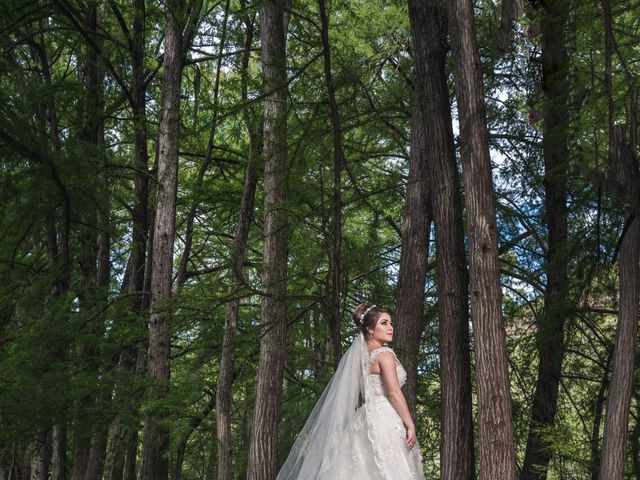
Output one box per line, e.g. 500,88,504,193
276,332,374,479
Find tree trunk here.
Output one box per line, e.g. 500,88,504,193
32,28,69,480
86,65,112,480
216,5,261,479
216,140,260,480
104,0,150,476
318,0,344,368
85,424,108,480
137,1,185,477
447,0,517,478
104,424,127,480
521,1,570,479
393,90,431,415
71,2,104,476
599,130,640,480
85,223,110,480
104,253,150,480
51,423,67,480
129,0,151,315
246,2,289,479
498,0,525,50
126,171,157,480
600,214,640,478
123,420,141,480
408,1,474,478
29,432,48,480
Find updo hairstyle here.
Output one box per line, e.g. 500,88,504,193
352,303,393,337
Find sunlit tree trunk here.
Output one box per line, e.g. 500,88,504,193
246,1,289,478
447,0,516,478
137,1,186,477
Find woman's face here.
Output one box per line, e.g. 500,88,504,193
370,312,393,344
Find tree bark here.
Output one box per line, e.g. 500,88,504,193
408,1,474,478
104,424,128,480
521,1,570,478
51,424,66,480
599,130,640,480
246,2,289,479
447,0,517,478
85,422,108,480
600,214,640,478
499,0,525,50
29,435,48,480
393,90,431,415
128,0,151,318
137,1,186,477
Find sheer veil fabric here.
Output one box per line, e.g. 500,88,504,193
276,333,424,480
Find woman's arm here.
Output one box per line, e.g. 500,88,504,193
376,351,417,449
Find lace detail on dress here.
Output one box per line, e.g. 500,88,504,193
368,347,407,391
364,346,422,480
351,407,367,465
362,348,391,479
368,346,396,367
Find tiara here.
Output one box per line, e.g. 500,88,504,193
357,304,377,324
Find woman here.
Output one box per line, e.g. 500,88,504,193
277,304,425,479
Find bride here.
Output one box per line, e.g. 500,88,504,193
277,303,425,479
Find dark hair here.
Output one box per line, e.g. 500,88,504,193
352,303,393,336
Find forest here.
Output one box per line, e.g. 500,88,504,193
1,0,639,478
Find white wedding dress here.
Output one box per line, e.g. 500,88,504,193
277,335,425,480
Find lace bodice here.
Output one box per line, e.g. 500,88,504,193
367,346,407,396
